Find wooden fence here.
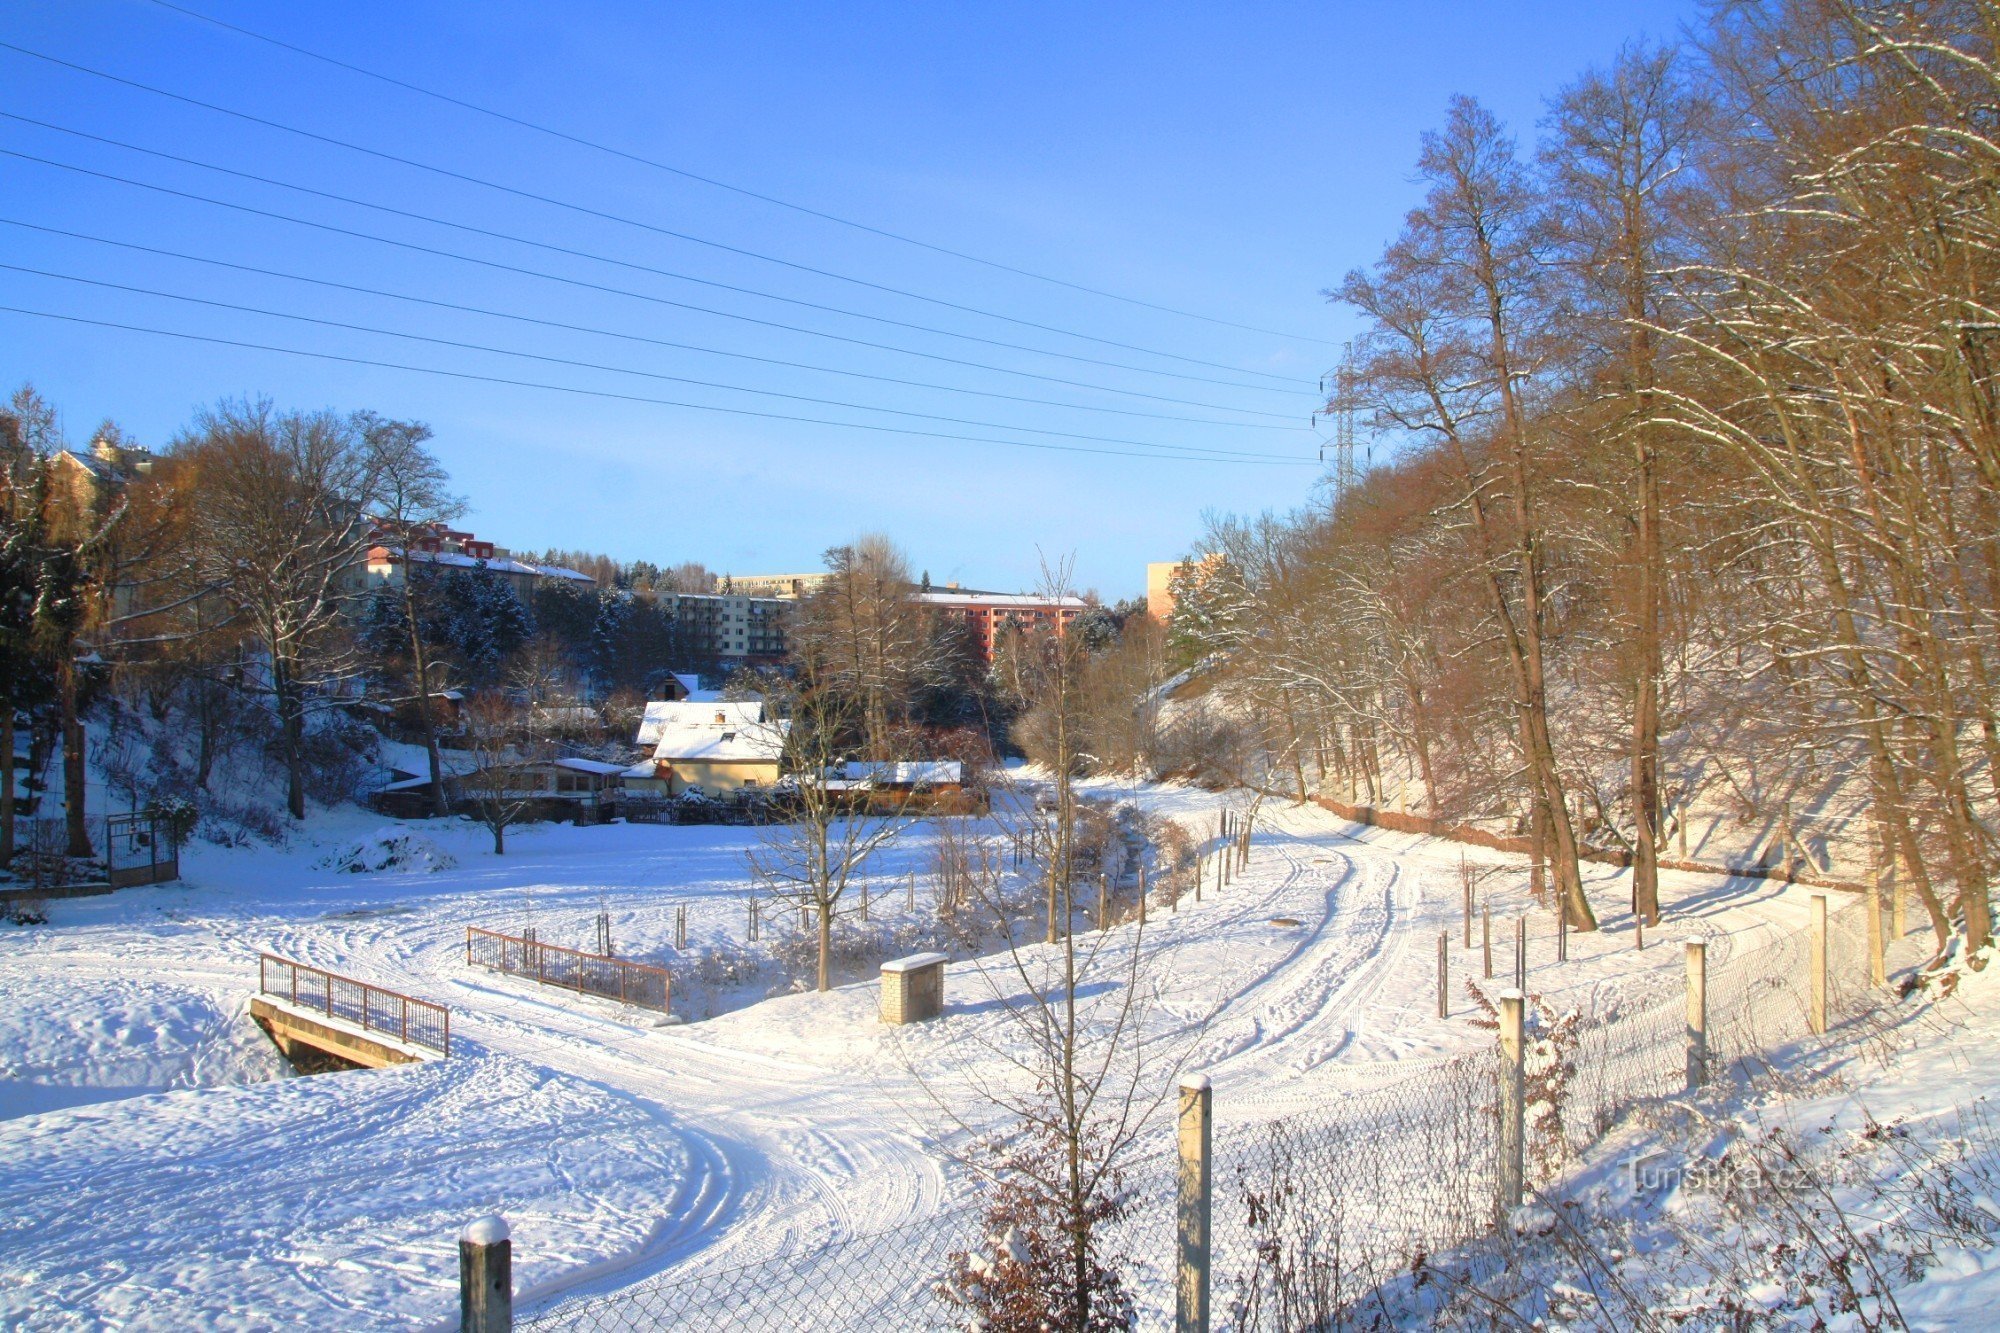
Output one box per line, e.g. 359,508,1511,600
465,926,672,1013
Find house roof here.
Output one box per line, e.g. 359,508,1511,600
554,757,627,776
635,699,764,747
650,718,789,763
843,760,963,786
672,672,722,702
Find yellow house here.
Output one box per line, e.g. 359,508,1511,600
623,703,788,797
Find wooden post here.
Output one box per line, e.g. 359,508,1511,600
459,1215,512,1333
1867,873,1887,988
1557,909,1567,963
1482,903,1493,980
1892,866,1907,940
1437,931,1449,1019
1195,855,1203,903
907,871,916,912
1176,1074,1212,1333
1636,913,1644,952
1497,991,1525,1218
1685,940,1707,1091
860,882,869,923
1099,875,1109,932
1809,894,1828,1035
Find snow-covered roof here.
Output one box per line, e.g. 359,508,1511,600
843,760,963,786
635,699,764,747
917,590,1088,610
554,757,627,776
673,672,721,702
620,760,659,779
650,719,789,763
378,548,594,582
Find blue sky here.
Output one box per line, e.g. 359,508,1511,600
2,0,1697,598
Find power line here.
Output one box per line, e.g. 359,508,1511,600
0,123,1299,399
0,146,1311,415
0,304,1319,467
0,39,1313,385
141,0,1337,347
0,262,1313,461
0,217,1301,430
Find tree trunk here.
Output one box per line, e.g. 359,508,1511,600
817,898,832,992
61,659,91,858
279,662,306,821
1,704,14,864
404,586,447,819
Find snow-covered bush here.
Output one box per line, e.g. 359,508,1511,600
317,832,457,874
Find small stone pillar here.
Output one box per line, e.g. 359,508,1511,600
880,951,948,1025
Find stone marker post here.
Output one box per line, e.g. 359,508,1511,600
1497,991,1525,1219
460,1215,511,1333
1177,1074,1212,1333
1810,894,1828,1035
1685,939,1707,1091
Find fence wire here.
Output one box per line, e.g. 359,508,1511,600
520,897,1907,1331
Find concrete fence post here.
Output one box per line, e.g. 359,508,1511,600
1497,991,1525,1220
1557,909,1568,963
1685,940,1707,1091
1809,894,1828,1035
1867,874,1887,989
1437,931,1449,1020
459,1215,512,1333
1176,1074,1212,1333
1482,903,1493,980
1462,858,1473,948
1514,916,1526,991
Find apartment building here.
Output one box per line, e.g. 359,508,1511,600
918,588,1087,663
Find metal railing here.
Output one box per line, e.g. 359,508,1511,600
466,927,672,1013
257,952,451,1056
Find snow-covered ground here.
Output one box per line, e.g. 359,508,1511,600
0,779,1973,1328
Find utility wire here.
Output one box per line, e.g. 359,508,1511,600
0,146,1312,416
0,217,1301,430
0,40,1312,384
0,304,1319,467
142,0,1339,347
0,122,1298,399
0,262,1313,461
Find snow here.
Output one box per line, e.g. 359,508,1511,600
0,776,1987,1326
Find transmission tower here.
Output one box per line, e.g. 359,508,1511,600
1319,342,1360,497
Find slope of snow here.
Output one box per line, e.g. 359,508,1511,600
0,780,1973,1326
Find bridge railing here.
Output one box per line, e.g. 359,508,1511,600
466,926,672,1014
257,952,451,1056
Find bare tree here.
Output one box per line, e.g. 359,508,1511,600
359,413,464,818
176,400,382,820
744,673,905,992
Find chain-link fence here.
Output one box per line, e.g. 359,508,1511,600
518,897,1907,1330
